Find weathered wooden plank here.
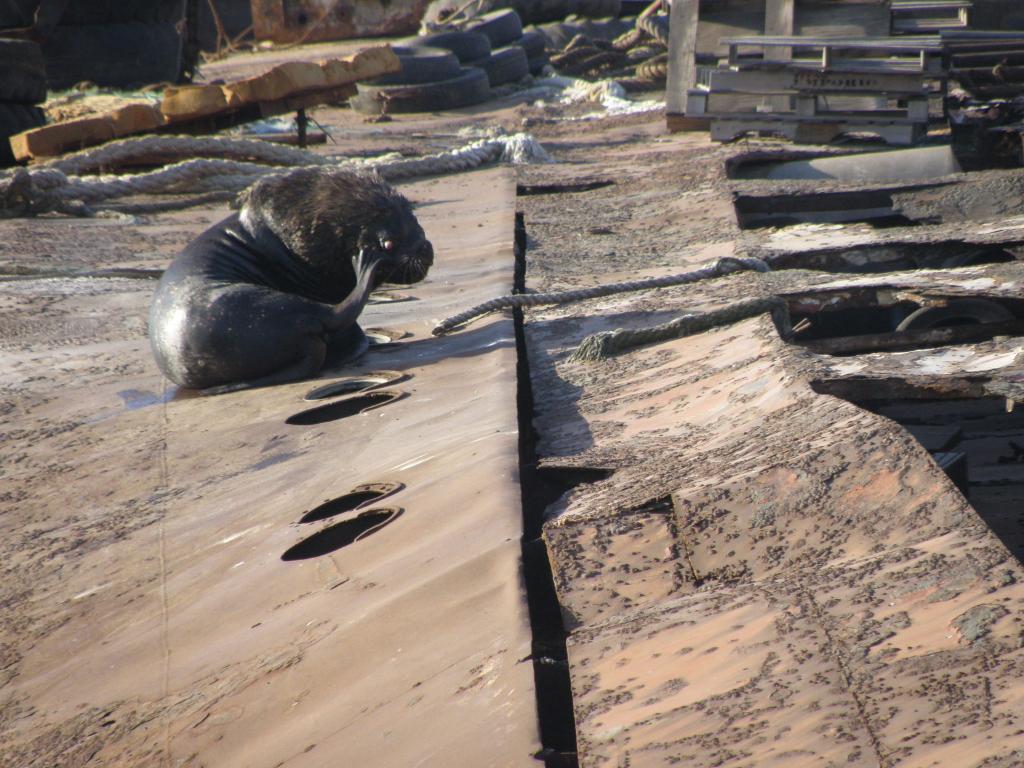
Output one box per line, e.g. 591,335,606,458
666,0,701,117
705,67,929,95
799,320,1024,356
764,0,795,110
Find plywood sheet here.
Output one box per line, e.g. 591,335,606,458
0,168,539,767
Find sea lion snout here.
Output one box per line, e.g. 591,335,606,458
416,238,434,267
376,235,434,285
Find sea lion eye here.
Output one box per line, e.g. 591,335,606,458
382,239,395,251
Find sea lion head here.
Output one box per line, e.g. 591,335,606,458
239,167,434,295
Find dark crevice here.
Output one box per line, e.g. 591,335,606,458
734,189,924,229
785,291,1024,356
517,180,615,196
513,210,580,768
766,240,1022,274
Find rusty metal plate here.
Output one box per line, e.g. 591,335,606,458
252,0,428,43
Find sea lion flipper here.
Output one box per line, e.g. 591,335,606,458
323,323,369,370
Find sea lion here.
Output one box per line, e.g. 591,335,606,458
148,167,433,392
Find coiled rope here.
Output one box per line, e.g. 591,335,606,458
0,132,552,218
431,256,770,336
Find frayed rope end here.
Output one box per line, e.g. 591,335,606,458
498,133,553,165
567,331,617,363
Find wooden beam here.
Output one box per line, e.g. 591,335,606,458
666,0,700,118
799,320,1024,356
764,0,795,111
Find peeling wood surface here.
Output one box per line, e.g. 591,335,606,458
518,123,1024,767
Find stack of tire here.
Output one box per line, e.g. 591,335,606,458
460,9,548,83
0,38,47,167
39,1,190,90
350,44,491,115
351,9,548,116
0,1,190,92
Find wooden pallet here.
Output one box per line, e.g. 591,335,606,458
891,0,971,35
666,0,894,120
720,35,946,74
708,114,928,145
688,34,939,145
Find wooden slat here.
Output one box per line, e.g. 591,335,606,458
799,320,1024,356
723,34,946,51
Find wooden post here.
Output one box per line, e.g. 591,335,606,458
764,0,795,111
666,0,702,129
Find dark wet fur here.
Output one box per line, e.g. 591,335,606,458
149,168,433,392
239,168,433,300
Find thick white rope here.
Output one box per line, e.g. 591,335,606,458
39,135,335,176
0,133,552,217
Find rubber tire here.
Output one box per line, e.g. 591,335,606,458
528,54,549,76
41,22,183,89
0,39,46,103
468,45,529,87
0,102,45,167
413,31,491,63
59,0,186,23
351,67,490,114
0,0,35,27
896,299,1015,332
464,9,523,47
368,45,462,85
512,30,546,59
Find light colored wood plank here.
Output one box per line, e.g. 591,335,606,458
666,0,700,115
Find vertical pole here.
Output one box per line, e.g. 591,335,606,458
296,107,308,149
764,0,795,112
666,0,700,119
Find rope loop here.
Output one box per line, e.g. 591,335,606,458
0,132,550,218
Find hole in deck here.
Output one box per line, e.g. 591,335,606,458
786,290,1024,356
768,240,1022,274
817,393,1024,564
729,146,962,182
516,180,615,195
304,371,406,400
299,482,404,523
365,327,409,347
734,189,921,229
285,390,404,425
281,508,402,560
